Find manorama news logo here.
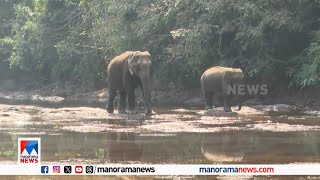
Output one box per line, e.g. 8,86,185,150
18,138,41,164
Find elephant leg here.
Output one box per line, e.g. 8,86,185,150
118,91,127,113
204,92,213,110
127,89,136,113
236,95,242,111
224,94,232,112
141,87,152,115
144,102,152,115
107,90,116,113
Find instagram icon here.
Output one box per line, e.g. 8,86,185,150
53,166,61,174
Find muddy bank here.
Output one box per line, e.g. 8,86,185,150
0,101,320,168
0,84,319,134
1,83,320,109
1,103,319,134
0,90,106,107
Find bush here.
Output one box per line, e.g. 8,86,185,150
0,0,320,90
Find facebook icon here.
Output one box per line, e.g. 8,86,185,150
41,166,49,174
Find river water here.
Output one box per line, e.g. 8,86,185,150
0,104,320,179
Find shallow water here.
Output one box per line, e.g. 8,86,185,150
1,104,320,179
1,130,320,164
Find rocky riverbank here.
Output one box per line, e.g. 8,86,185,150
1,85,320,134
1,103,320,134
0,86,320,110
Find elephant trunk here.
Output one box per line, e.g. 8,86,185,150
140,76,152,114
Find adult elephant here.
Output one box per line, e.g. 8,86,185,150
106,51,152,115
200,66,244,112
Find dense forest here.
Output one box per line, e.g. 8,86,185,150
0,0,320,90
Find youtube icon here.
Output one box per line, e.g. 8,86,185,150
75,166,83,174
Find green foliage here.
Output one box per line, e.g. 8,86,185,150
288,32,320,87
0,0,320,89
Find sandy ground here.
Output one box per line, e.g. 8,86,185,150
0,104,319,134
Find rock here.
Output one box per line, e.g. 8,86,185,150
152,95,172,105
97,90,108,98
97,98,107,103
243,98,264,106
253,104,297,113
0,91,30,102
67,92,98,103
152,91,173,105
31,95,64,103
304,110,320,115
184,97,203,107
202,151,244,163
171,108,197,114
203,109,238,116
172,108,191,113
53,89,74,97
197,106,264,116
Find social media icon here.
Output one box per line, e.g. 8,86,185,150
64,166,72,174
53,166,60,173
86,166,93,174
75,166,83,173
41,166,49,174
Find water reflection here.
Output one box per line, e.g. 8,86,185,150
0,134,16,161
107,132,143,163
201,133,245,163
201,131,320,164
41,133,107,162
1,130,320,164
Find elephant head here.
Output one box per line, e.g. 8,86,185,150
127,51,152,114
225,69,244,83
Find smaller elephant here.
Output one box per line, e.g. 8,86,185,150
200,66,244,112
106,51,152,114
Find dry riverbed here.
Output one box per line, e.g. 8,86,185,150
1,101,320,180
0,103,319,134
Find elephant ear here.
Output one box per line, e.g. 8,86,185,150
127,51,140,75
224,70,244,83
